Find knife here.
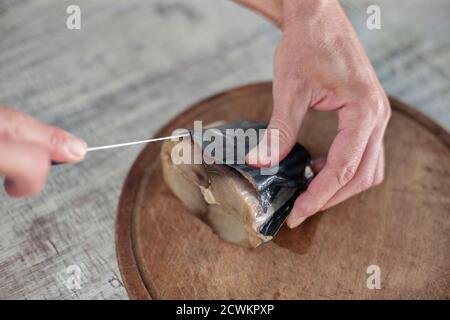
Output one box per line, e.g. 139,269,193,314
51,132,190,166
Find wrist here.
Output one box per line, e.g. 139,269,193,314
233,0,284,27
234,0,342,31
280,0,341,31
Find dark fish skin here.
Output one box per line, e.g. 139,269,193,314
259,187,303,237
191,120,313,237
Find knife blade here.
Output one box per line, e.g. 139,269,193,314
51,132,190,166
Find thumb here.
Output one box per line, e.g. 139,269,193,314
246,84,309,167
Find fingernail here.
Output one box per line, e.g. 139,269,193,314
287,216,306,229
67,136,87,159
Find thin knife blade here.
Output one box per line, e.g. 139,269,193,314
51,132,190,165
86,133,190,152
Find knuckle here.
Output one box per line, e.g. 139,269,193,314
336,163,358,187
49,128,68,147
368,94,391,122
269,117,296,145
350,91,391,126
278,128,294,146
371,99,384,118
383,98,392,121
1,112,28,140
0,109,43,144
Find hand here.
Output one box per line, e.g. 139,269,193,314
0,107,87,197
241,0,391,228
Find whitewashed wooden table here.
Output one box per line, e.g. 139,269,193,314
0,0,448,299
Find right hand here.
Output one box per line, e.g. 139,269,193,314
242,0,391,228
0,107,87,197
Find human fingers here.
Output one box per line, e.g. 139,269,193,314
0,140,50,197
0,107,87,163
286,101,375,228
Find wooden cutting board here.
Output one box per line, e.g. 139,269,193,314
116,82,450,299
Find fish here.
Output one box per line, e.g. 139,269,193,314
161,120,313,248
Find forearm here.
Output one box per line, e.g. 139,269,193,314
233,0,342,30
233,0,284,27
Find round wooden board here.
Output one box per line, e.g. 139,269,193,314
116,83,450,300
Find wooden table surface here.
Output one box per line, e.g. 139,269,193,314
0,0,449,299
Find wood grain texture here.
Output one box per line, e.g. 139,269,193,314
0,0,449,299
117,83,450,299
